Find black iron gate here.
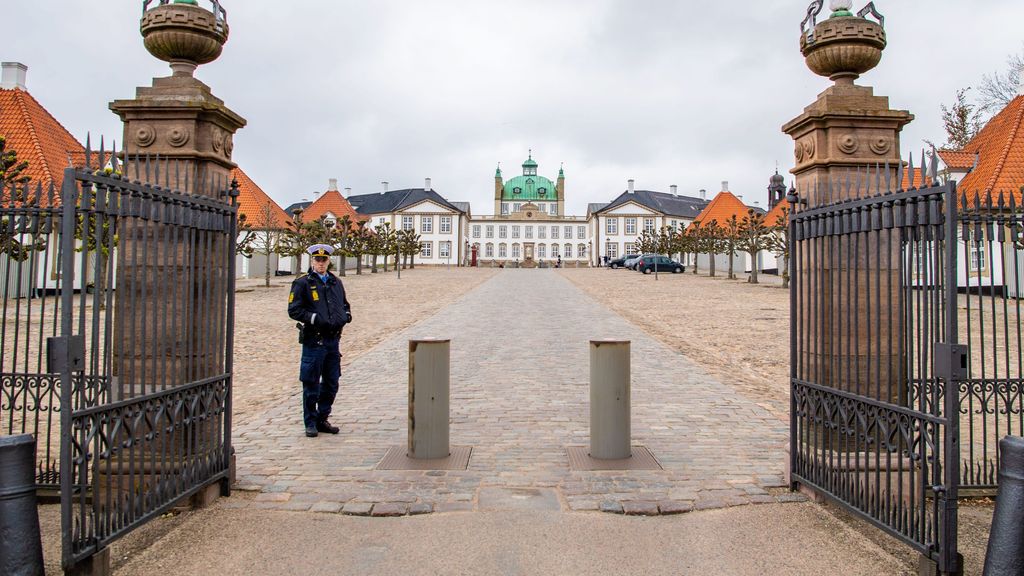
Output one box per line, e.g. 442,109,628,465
789,164,961,573
48,148,237,569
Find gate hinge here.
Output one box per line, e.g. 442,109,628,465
46,335,85,373
934,343,967,382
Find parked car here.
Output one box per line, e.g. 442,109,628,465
636,255,685,274
607,256,628,269
623,253,649,270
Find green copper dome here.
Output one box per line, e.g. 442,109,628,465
502,175,558,201
522,156,537,169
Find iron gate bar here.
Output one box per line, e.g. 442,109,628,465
789,169,960,570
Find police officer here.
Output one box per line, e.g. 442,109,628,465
288,244,352,437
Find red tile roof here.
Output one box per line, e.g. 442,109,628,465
948,94,1024,204
0,87,84,192
691,190,750,227
231,167,290,229
937,150,975,171
301,188,366,225
763,200,790,228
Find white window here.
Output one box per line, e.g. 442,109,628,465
625,244,638,256
499,243,507,257
538,244,547,258
577,226,585,239
606,242,618,258
970,243,986,271
439,241,451,258
402,215,414,231
379,217,387,226
577,244,586,258
486,225,494,238
512,244,521,258
644,218,655,233
512,225,521,239
606,217,618,235
472,224,481,238
525,226,534,239
550,204,558,215
670,220,678,230
513,203,522,212
499,225,507,239
485,243,494,257
564,243,572,259
440,216,452,234
538,226,546,239
421,216,433,233
501,203,509,215
552,244,560,257
625,217,637,235
564,226,572,239
420,241,432,258
551,226,560,239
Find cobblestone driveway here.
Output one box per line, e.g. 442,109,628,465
231,270,798,516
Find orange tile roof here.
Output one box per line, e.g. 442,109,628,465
900,166,933,189
301,188,366,224
763,200,790,227
231,167,290,229
691,190,750,227
937,150,975,171
0,87,83,192
949,94,1024,204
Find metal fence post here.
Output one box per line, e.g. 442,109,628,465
590,339,630,459
984,435,1024,575
408,338,450,459
0,434,44,576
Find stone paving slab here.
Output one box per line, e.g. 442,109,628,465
232,269,795,515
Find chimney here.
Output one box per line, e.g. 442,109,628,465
425,177,432,191
721,180,729,192
738,195,744,201
345,187,351,195
328,178,339,192
699,189,706,200
670,184,677,196
627,179,634,193
1,62,27,90
382,181,388,193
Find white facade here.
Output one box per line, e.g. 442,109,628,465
588,201,696,266
468,214,589,266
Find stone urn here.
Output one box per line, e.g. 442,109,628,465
141,0,229,77
800,11,885,83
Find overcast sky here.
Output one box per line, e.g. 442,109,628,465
6,1,1022,214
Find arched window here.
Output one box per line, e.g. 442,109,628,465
485,243,494,258
564,243,572,258
577,244,586,258
552,244,560,257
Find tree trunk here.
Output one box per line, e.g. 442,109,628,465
709,253,716,277
371,254,378,273
727,248,735,280
691,251,699,274
748,250,759,284
356,255,363,275
264,251,271,287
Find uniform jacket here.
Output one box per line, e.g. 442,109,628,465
288,269,351,341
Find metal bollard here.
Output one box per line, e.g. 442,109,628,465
590,339,631,459
984,435,1024,575
0,434,44,576
408,338,450,459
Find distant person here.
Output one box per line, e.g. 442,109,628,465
557,256,562,268
288,244,352,438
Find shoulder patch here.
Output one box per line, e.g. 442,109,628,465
289,291,295,303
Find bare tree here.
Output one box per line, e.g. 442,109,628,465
928,88,984,150
765,205,791,288
722,215,741,280
979,46,1024,115
736,209,771,284
245,200,287,287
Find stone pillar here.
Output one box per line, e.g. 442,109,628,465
109,1,246,396
781,5,911,402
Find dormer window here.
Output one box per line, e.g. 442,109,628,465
538,188,546,195
513,187,521,194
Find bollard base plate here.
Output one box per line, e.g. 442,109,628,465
566,445,662,471
376,445,472,470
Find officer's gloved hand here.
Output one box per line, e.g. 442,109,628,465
344,311,353,325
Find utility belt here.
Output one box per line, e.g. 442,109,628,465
296,322,341,345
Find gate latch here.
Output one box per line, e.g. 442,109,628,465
934,343,968,382
46,335,85,373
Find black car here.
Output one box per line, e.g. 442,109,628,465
607,256,628,269
636,255,684,274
